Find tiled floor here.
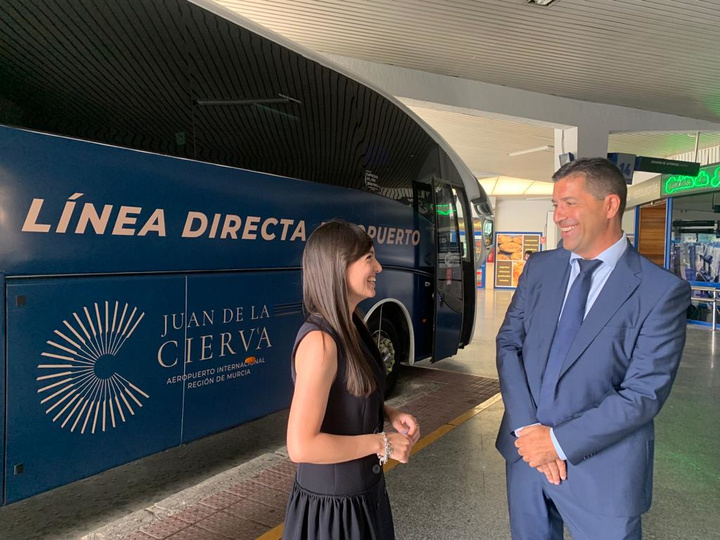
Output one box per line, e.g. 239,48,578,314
115,367,500,540
390,292,720,540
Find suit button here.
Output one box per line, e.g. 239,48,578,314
372,464,381,474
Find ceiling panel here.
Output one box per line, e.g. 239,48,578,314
213,0,720,122
609,132,720,158
402,103,556,182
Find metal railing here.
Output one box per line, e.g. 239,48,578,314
689,282,720,330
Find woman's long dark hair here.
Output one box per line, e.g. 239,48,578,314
302,220,377,396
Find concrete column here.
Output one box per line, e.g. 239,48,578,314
577,123,610,159
554,127,577,170
553,124,610,171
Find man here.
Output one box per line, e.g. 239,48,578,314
496,158,690,539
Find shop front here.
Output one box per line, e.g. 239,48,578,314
629,163,720,327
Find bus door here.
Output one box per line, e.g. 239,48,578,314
432,181,464,361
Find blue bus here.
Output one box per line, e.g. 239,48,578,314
0,0,493,503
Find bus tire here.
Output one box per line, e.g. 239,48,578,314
371,318,400,398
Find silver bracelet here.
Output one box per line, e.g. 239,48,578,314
378,431,392,465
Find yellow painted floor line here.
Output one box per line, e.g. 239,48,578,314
448,393,503,426
256,524,284,540
255,392,502,539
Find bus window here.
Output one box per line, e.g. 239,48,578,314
452,187,475,263
453,186,479,347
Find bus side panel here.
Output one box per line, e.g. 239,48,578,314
0,126,432,278
4,276,186,503
180,271,301,442
1,273,6,505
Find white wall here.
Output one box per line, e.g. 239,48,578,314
546,211,559,250
495,199,555,234
622,209,636,237
496,201,635,244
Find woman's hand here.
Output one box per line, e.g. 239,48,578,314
384,406,421,444
385,432,413,463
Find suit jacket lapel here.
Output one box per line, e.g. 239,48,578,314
558,243,642,379
530,249,571,399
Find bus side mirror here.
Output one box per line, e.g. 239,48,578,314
481,218,494,250
474,200,493,217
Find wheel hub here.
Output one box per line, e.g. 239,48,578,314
373,331,396,374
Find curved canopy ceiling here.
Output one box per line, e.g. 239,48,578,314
214,0,720,123
212,0,720,196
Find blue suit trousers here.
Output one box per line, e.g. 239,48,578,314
506,459,641,540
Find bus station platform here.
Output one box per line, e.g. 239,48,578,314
1,291,718,540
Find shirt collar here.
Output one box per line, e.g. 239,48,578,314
569,233,628,271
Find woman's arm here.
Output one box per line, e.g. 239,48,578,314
287,330,394,464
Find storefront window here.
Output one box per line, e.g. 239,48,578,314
670,191,720,325
670,192,720,283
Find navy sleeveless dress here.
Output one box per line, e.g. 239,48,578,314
282,313,394,540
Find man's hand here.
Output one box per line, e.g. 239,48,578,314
536,459,567,485
514,424,558,467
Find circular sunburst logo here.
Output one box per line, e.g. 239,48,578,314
37,301,150,434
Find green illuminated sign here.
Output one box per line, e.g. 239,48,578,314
662,166,720,196
436,203,454,216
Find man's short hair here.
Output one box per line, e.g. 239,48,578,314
552,158,628,217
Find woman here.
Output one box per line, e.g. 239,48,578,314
283,220,421,540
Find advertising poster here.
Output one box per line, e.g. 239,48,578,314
494,232,542,289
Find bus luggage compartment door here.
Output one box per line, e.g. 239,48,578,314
3,270,301,503
4,275,186,503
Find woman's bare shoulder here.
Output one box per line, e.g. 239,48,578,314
295,330,338,372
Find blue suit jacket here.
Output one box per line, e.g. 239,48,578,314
496,243,690,517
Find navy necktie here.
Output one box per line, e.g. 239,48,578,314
538,258,602,417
